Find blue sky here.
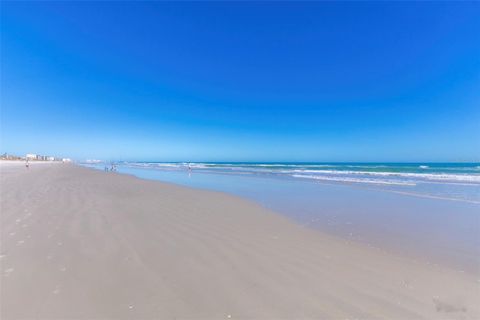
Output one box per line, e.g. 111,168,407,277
1,2,479,162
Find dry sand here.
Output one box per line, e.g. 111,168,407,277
1,163,479,319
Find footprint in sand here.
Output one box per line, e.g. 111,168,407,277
46,255,53,260
59,266,67,272
57,242,63,246
16,240,25,246
9,232,15,236
401,280,413,289
52,285,61,294
433,297,467,313
0,254,6,259
15,219,21,224
3,268,14,277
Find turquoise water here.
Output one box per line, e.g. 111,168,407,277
83,162,480,273
98,162,480,203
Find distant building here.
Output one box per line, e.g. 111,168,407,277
25,153,66,162
85,159,102,164
1,153,23,160
26,154,37,160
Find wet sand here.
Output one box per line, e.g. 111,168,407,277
104,164,480,274
1,163,479,319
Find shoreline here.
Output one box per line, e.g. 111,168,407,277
1,164,479,319
84,162,480,275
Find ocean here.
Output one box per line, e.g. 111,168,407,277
92,162,480,203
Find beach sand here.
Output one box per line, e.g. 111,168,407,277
1,163,479,319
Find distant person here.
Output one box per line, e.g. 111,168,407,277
25,159,29,169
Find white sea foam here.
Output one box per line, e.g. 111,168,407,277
127,162,185,169
286,170,480,184
119,162,480,184
291,174,417,186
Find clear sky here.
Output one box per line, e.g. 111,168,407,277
1,2,479,162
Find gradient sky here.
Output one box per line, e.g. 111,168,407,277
1,2,479,162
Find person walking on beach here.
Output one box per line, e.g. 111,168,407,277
25,159,29,169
